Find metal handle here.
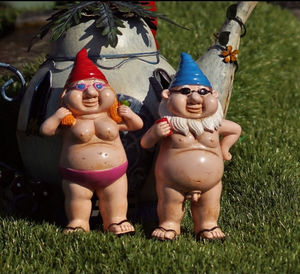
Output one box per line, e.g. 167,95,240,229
0,62,26,102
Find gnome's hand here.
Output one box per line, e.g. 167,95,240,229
155,118,172,137
55,107,73,121
56,107,76,126
117,105,135,120
117,104,143,131
222,149,232,161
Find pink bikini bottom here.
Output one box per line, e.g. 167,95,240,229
59,161,128,188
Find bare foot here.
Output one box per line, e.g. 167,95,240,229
196,226,226,242
106,219,135,236
151,226,177,241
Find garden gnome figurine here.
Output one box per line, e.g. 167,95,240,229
140,52,241,241
40,48,143,235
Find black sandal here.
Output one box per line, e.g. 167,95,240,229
152,226,177,241
106,219,135,236
196,226,226,243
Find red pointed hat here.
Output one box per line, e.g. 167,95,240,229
66,48,108,85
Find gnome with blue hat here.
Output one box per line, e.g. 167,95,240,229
141,52,241,242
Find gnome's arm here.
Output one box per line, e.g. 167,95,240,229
117,105,143,132
40,107,72,136
218,119,242,161
140,119,172,149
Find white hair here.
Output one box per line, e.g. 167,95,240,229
158,99,223,138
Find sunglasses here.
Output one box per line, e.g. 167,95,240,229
70,82,107,91
170,87,212,95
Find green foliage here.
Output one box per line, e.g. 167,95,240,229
28,1,187,51
1,1,300,273
0,7,19,38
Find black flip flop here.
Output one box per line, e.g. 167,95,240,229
152,226,177,241
196,226,226,243
106,219,135,237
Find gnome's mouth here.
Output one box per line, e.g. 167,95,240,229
186,104,203,114
83,99,99,107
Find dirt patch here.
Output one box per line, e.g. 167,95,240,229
0,10,52,68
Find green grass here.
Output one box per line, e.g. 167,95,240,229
0,1,300,273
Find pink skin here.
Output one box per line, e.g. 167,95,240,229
141,84,241,241
40,78,143,234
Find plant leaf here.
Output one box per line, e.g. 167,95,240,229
28,1,189,51
95,2,121,47
107,32,118,48
113,1,188,30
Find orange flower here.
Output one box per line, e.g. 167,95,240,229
221,45,238,63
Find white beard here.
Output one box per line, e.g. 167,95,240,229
159,100,223,138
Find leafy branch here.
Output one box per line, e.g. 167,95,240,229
28,1,188,51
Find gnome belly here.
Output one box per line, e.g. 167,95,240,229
60,123,128,171
155,134,224,193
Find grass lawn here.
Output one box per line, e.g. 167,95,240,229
0,1,299,273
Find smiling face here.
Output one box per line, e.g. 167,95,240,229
162,84,219,119
63,78,115,116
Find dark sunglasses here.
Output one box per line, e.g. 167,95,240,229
170,87,212,95
70,82,107,92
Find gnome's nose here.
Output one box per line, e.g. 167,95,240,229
188,91,203,104
85,86,98,97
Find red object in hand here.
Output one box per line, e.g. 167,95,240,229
155,117,168,124
155,117,173,136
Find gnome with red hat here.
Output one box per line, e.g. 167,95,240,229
140,52,241,242
40,48,143,235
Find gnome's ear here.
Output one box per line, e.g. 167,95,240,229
161,89,170,99
212,89,219,98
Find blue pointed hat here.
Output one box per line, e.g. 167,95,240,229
169,52,211,88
